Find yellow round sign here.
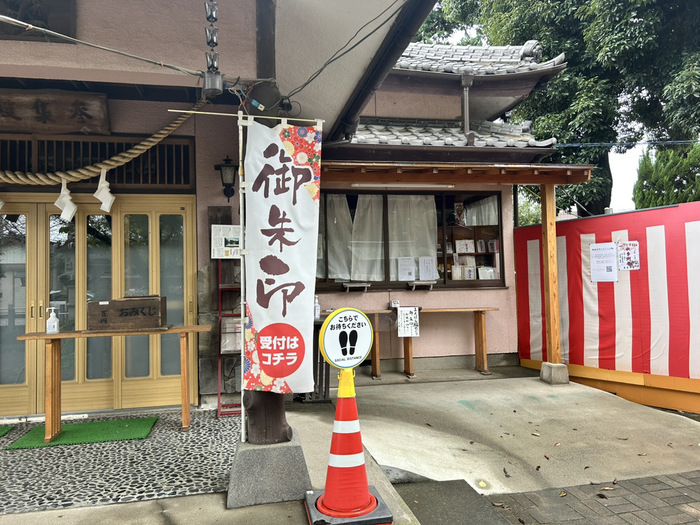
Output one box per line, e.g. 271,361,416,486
318,308,373,369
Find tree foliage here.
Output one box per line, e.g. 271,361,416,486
633,144,700,209
516,188,542,227
418,0,700,215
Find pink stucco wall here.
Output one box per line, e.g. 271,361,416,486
0,0,256,86
316,185,518,357
107,99,240,270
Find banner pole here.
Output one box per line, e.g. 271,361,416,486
238,110,247,443
168,109,324,124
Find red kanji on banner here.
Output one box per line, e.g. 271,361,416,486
257,323,305,378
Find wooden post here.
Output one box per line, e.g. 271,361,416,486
243,391,292,444
370,313,381,378
474,310,489,373
45,339,62,443
403,337,415,378
540,184,561,364
180,332,191,431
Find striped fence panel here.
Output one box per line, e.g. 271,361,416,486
514,201,700,380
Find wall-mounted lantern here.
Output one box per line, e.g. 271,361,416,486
215,156,237,202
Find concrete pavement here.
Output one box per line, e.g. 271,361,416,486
1,366,699,524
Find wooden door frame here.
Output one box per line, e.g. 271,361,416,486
0,193,199,414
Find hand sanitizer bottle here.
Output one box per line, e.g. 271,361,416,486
314,295,321,320
46,307,60,334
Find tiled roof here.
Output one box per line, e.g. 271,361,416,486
395,40,566,76
352,120,557,149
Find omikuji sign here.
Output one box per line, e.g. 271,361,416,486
243,120,322,393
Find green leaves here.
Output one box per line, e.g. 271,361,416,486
633,144,700,209
414,0,700,214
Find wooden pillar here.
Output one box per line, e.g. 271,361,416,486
540,184,561,364
179,332,191,431
403,337,415,378
474,310,489,373
370,313,381,379
45,338,62,443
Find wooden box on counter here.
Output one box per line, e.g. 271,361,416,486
87,296,167,331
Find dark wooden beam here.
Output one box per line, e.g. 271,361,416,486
321,162,592,186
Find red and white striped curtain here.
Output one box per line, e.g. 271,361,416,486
515,201,700,379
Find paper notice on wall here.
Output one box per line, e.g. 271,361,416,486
397,257,415,281
211,225,241,259
418,256,438,281
397,306,420,338
617,241,640,271
590,242,618,282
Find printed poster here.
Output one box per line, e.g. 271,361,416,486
244,120,322,393
211,224,241,259
397,306,420,338
397,257,415,281
590,242,618,282
617,241,640,271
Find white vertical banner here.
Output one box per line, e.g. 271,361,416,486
243,120,322,393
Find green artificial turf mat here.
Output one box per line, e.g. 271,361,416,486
4,417,157,450
0,426,13,438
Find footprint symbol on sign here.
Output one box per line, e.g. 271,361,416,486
339,330,358,356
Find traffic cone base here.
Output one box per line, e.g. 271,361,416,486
304,486,393,525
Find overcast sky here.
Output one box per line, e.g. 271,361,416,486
608,145,646,212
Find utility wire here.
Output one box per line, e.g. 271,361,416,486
519,185,580,218
0,14,203,78
286,0,404,99
556,139,700,148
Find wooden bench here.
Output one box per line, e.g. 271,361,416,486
18,325,210,443
367,307,499,379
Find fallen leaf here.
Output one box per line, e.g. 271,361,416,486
513,409,517,413
616,437,628,441
596,493,608,499
544,454,550,460
601,486,615,491
518,518,525,524
613,478,618,484
503,468,511,478
479,480,487,488
554,442,561,447
584,466,591,470
536,465,541,471
559,490,567,497
425,423,432,427
469,441,475,445
638,453,648,456
532,432,541,437
667,443,674,448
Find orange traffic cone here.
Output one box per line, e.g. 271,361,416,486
304,368,393,524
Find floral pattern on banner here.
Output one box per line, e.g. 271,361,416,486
280,125,322,201
243,303,293,393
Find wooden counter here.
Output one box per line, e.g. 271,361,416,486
363,307,499,379
18,325,211,443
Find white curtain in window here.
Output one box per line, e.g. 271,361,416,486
465,195,498,225
388,195,437,281
317,194,353,280
351,195,385,281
